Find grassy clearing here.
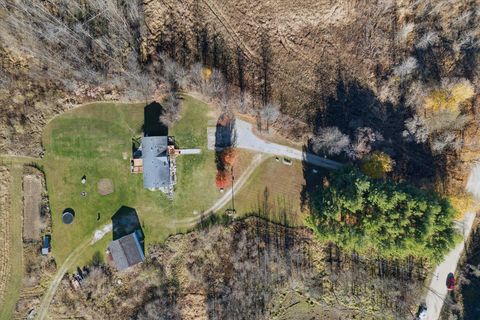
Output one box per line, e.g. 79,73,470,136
227,157,308,226
42,96,220,267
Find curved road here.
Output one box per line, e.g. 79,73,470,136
425,212,475,320
425,163,480,320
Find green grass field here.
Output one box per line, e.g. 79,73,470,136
43,96,221,266
227,157,308,226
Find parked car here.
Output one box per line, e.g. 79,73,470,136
417,303,427,320
446,272,455,291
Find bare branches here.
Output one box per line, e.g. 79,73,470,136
349,127,384,160
416,31,440,49
403,115,428,143
260,102,280,132
160,92,181,127
311,127,350,156
0,0,145,96
393,57,418,79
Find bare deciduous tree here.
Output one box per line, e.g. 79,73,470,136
403,115,429,143
160,92,181,127
260,102,280,132
416,31,440,49
393,57,418,79
311,127,350,156
431,132,461,154
396,23,415,43
349,127,383,159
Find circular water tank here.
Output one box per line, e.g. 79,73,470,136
62,208,75,224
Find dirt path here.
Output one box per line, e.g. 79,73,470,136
203,153,267,215
35,223,112,320
35,155,265,319
166,153,268,228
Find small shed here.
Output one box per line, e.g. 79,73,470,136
42,234,51,255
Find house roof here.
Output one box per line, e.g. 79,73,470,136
142,136,171,190
108,231,145,271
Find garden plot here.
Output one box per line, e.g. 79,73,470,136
23,174,43,241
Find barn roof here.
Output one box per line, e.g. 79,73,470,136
108,231,145,271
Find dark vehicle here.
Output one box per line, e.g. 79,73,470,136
417,303,427,320
446,272,455,291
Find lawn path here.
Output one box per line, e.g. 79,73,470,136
35,223,112,320
166,153,268,228
203,153,267,215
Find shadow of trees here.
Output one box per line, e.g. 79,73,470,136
143,101,168,137
307,76,442,181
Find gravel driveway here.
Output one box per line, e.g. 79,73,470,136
235,119,342,170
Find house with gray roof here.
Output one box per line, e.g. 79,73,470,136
142,136,173,193
108,230,145,271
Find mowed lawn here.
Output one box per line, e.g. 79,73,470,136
228,158,310,226
43,96,220,265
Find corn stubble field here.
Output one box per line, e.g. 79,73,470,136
0,167,11,308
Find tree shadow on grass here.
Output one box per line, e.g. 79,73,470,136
143,101,168,137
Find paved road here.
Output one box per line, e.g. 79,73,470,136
235,119,342,170
35,223,112,320
425,212,475,320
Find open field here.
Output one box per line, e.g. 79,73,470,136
227,157,309,226
42,96,224,267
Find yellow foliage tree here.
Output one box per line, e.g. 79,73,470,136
448,194,479,220
424,80,474,114
202,67,212,80
361,151,394,179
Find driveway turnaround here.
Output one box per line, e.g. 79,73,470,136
235,119,342,170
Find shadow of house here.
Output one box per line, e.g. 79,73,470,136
108,206,145,271
143,101,168,137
